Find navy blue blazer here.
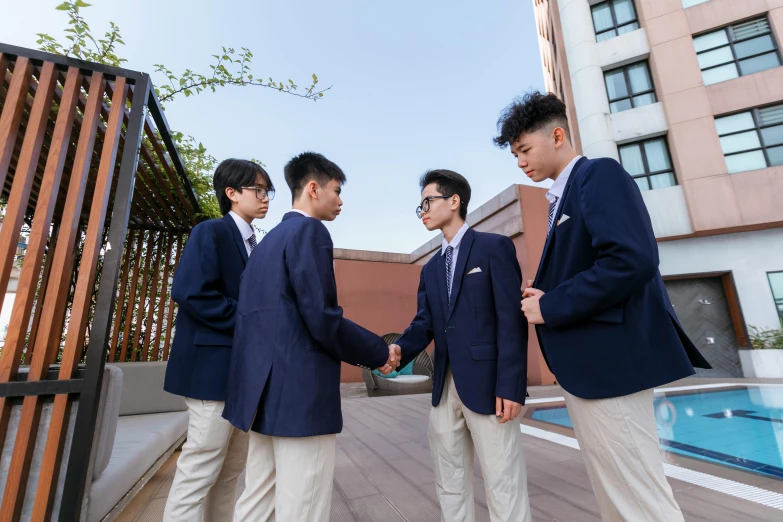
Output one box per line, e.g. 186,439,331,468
396,229,528,415
535,157,710,399
164,214,249,401
222,212,390,436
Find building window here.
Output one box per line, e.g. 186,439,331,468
604,62,657,113
694,17,782,86
619,137,677,191
715,103,783,174
768,272,783,321
682,0,709,8
591,0,639,42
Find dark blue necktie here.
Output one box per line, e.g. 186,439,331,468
547,196,559,235
445,245,454,304
248,234,257,251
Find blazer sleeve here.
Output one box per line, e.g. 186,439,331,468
396,266,434,368
171,222,237,333
491,236,528,404
285,219,389,369
539,159,659,328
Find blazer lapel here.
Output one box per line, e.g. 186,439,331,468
435,250,449,319
534,157,588,287
447,228,474,320
224,214,249,265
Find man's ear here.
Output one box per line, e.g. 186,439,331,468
553,127,567,148
225,186,239,203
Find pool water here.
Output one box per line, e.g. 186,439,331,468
530,386,783,480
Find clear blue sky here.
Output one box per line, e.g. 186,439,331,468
4,0,546,252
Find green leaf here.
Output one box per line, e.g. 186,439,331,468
180,77,186,86
75,0,92,6
56,2,72,10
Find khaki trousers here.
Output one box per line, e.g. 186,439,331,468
164,398,249,521
429,369,531,522
233,431,337,522
563,388,685,522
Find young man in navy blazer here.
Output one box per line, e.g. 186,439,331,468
163,159,274,521
390,170,531,522
223,152,399,522
495,92,711,521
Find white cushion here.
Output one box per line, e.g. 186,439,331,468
108,362,186,416
390,375,430,383
87,412,188,522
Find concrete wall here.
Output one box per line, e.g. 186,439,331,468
639,0,783,235
334,259,423,382
658,228,783,331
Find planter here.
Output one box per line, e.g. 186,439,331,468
739,349,783,378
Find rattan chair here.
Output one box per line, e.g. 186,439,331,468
362,333,434,397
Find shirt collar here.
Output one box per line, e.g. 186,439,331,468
228,211,255,242
441,223,469,255
546,155,582,204
290,208,312,218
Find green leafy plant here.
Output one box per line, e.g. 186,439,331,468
36,0,330,220
748,320,783,349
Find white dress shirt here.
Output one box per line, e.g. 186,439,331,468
441,223,470,291
290,208,312,218
229,211,256,256
545,155,583,218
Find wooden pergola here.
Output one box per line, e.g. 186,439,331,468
0,43,199,520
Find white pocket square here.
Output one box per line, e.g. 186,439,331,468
467,267,482,275
557,214,570,226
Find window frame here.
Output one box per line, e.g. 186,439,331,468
618,137,678,191
767,271,783,322
604,61,657,114
695,17,782,83
716,103,783,171
591,0,640,42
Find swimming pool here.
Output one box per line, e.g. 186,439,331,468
529,386,783,480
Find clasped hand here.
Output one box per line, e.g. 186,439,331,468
377,344,402,375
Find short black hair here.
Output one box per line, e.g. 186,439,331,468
213,159,274,215
493,91,570,148
419,169,471,220
284,152,347,203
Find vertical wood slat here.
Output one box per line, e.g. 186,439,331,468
0,73,105,522
130,231,157,361
0,67,78,455
0,62,57,320
0,56,33,189
152,234,174,360
141,234,166,361
162,234,184,360
119,232,145,361
110,231,135,361
32,77,129,521
23,227,58,365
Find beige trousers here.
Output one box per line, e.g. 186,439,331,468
563,388,685,522
429,369,531,522
233,431,337,522
163,398,249,522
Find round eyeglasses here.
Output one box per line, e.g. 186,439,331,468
241,186,275,201
416,195,451,219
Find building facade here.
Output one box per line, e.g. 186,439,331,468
532,0,783,377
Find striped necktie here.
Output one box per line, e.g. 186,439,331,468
248,234,257,252
547,196,559,234
445,245,454,304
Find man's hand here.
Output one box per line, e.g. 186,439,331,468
496,397,522,424
377,344,401,375
521,287,545,324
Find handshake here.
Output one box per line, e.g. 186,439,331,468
377,344,402,375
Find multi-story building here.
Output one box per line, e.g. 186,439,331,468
532,0,783,377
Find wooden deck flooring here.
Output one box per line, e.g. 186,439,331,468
118,381,783,521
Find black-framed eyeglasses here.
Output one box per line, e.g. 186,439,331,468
416,196,451,219
241,186,275,201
